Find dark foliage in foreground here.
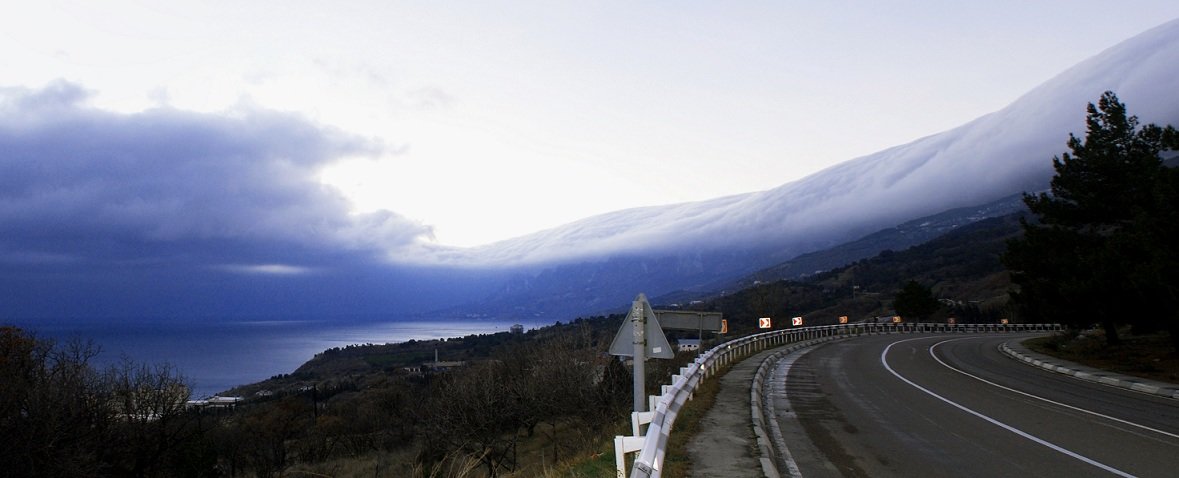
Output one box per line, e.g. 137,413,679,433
1,320,636,477
0,326,198,477
1004,92,1179,347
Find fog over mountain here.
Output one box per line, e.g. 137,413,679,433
412,18,1179,319
4,18,1179,321
462,17,1179,268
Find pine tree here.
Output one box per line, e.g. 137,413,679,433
1004,91,1178,346
893,280,939,323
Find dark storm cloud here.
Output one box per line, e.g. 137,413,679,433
0,80,433,272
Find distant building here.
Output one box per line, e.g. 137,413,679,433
186,395,243,410
405,349,467,374
510,323,524,334
677,339,701,352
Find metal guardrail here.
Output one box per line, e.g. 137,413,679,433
614,322,1063,478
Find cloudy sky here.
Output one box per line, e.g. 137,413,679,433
5,2,1179,254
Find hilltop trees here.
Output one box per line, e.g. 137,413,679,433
1004,91,1179,347
892,280,940,322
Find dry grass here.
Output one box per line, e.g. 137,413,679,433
523,436,621,478
283,448,468,478
529,362,735,478
1025,331,1179,384
659,363,732,478
280,420,628,478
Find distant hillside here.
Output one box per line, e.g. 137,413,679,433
702,212,1026,336
741,193,1026,285
652,194,1026,306
448,249,768,320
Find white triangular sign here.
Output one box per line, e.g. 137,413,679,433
609,294,675,359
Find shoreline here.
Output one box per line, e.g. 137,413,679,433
12,317,553,398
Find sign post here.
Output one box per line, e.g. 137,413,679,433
630,298,646,415
609,294,723,413
609,294,674,413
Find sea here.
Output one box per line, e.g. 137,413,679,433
15,317,552,398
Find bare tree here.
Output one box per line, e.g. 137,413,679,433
0,327,117,476
107,358,194,477
423,361,522,477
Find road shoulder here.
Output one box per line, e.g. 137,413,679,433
684,347,778,478
1001,339,1179,400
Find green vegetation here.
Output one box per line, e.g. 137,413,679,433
1004,91,1179,347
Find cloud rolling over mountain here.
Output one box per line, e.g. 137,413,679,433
465,18,1179,268
4,18,1179,320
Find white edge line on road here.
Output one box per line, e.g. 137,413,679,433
929,337,1179,440
881,337,1136,478
765,351,806,478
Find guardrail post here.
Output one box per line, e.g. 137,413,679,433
615,435,645,478
631,410,654,437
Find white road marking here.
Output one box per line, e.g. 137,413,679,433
929,337,1179,440
882,337,1136,478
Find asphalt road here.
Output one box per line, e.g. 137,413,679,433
770,334,1179,477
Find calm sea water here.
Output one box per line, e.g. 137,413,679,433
18,318,549,398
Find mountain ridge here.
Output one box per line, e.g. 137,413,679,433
440,18,1179,321
460,17,1179,268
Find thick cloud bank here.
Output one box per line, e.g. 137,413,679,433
0,82,493,319
0,81,432,273
465,17,1179,266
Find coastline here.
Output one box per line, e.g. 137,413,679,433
13,317,550,398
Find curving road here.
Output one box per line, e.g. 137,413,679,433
769,334,1179,477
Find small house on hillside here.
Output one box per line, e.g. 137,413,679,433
677,339,701,352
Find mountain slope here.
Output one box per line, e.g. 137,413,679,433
448,18,1179,320
742,193,1028,284
464,18,1179,269
705,212,1028,337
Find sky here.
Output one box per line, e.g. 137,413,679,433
3,1,1179,255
